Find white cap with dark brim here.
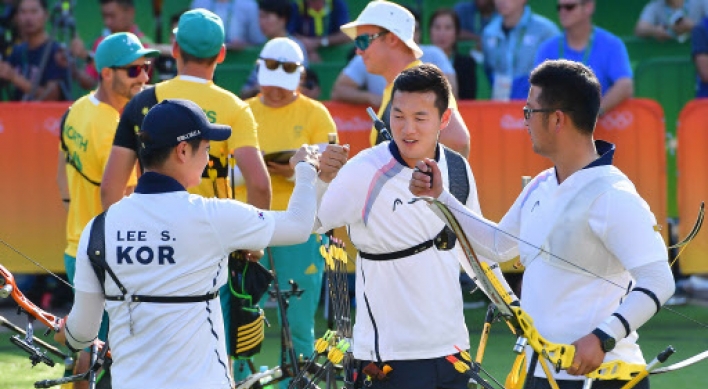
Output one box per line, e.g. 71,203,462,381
340,0,423,59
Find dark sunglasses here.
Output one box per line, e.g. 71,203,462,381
111,63,150,78
523,106,563,120
557,3,580,12
354,31,388,51
260,58,301,73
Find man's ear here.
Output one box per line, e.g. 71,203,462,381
100,67,113,82
440,108,452,130
172,42,181,59
215,45,226,64
175,142,188,162
554,110,568,131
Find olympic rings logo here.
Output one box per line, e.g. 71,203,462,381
44,117,61,136
598,111,634,130
499,114,526,130
333,116,373,132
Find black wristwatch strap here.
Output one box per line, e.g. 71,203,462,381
592,328,616,352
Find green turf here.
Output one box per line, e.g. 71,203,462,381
1,303,707,388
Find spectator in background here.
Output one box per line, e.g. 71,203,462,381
338,0,469,156
240,0,308,99
56,32,158,389
288,0,350,63
482,0,558,101
691,17,708,97
69,0,153,90
0,0,68,101
454,0,497,45
535,0,633,116
243,38,343,388
0,0,18,58
331,7,457,105
430,8,477,100
190,0,266,50
635,0,708,42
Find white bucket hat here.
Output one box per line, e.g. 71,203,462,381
257,37,304,91
340,0,423,59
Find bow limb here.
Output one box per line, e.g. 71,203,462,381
0,263,60,331
650,349,708,375
424,198,651,383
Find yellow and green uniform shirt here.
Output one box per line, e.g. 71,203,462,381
113,75,260,199
239,94,335,210
62,94,137,257
155,77,259,198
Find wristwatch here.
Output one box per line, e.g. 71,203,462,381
591,328,616,352
320,36,330,47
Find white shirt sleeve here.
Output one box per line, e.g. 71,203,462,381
65,291,105,350
67,220,108,349
315,157,367,233
268,163,319,246
590,187,674,339
588,187,668,271
599,260,675,339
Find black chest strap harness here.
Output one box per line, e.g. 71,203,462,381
359,147,470,261
87,212,219,303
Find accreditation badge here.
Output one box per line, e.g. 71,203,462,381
492,73,512,101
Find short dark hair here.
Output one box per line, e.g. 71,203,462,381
259,0,292,23
180,49,219,66
138,131,202,169
529,60,601,135
99,0,134,8
391,64,450,117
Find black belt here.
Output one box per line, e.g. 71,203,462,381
105,290,219,303
359,226,457,261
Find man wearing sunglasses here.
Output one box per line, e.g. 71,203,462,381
339,0,470,158
100,8,272,373
56,31,159,389
239,36,348,387
535,0,633,117
411,60,672,389
102,8,270,210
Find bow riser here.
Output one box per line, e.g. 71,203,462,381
428,199,651,382
0,264,60,331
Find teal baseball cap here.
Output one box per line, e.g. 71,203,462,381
174,8,225,58
94,32,159,73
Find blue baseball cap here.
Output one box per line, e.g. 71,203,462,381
141,99,231,151
174,8,225,58
94,32,159,73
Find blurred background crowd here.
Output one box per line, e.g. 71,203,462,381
2,0,708,308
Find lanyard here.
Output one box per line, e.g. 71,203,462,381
303,0,332,37
505,24,527,77
558,27,595,65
